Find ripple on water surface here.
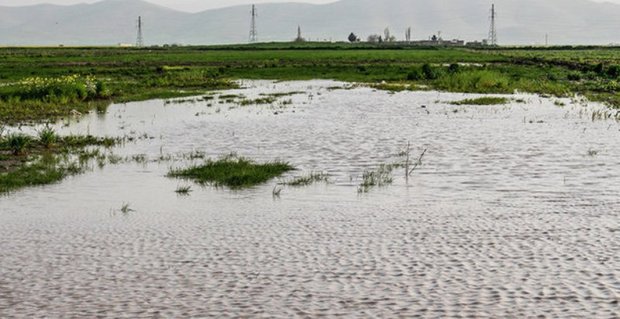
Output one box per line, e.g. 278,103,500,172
1,80,619,318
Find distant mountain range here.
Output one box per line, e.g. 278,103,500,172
1,0,619,46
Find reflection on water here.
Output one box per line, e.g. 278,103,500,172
1,80,619,317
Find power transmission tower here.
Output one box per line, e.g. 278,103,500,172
249,5,258,43
295,25,304,42
488,4,497,46
405,27,412,43
136,16,144,47
545,33,549,47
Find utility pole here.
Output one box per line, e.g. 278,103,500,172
136,16,144,47
488,4,497,46
249,5,258,43
405,27,412,43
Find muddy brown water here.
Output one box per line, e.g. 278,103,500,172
1,80,619,318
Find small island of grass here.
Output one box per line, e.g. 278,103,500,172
168,155,293,189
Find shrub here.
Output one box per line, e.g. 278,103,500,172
448,63,460,74
422,64,438,80
594,63,605,75
406,69,424,81
567,72,582,81
606,65,620,78
434,70,511,93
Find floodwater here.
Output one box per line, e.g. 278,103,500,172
1,80,619,318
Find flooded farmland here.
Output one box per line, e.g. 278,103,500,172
1,80,619,318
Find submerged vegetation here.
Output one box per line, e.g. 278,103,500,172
168,155,294,189
450,97,510,105
0,154,81,193
358,164,395,193
283,172,329,187
0,129,119,193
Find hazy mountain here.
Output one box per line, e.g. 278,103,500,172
1,0,619,46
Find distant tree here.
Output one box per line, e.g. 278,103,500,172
382,27,396,42
348,32,359,43
405,27,412,43
367,34,382,43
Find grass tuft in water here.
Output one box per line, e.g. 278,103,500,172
5,133,32,156
175,185,193,195
358,164,395,193
120,203,134,214
237,97,278,106
283,172,329,187
450,97,509,106
168,155,294,189
38,126,58,149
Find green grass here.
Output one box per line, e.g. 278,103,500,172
2,44,620,124
168,155,294,189
450,97,510,105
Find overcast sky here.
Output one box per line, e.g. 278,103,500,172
0,0,337,12
0,0,618,12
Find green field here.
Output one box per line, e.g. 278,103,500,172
1,44,620,124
